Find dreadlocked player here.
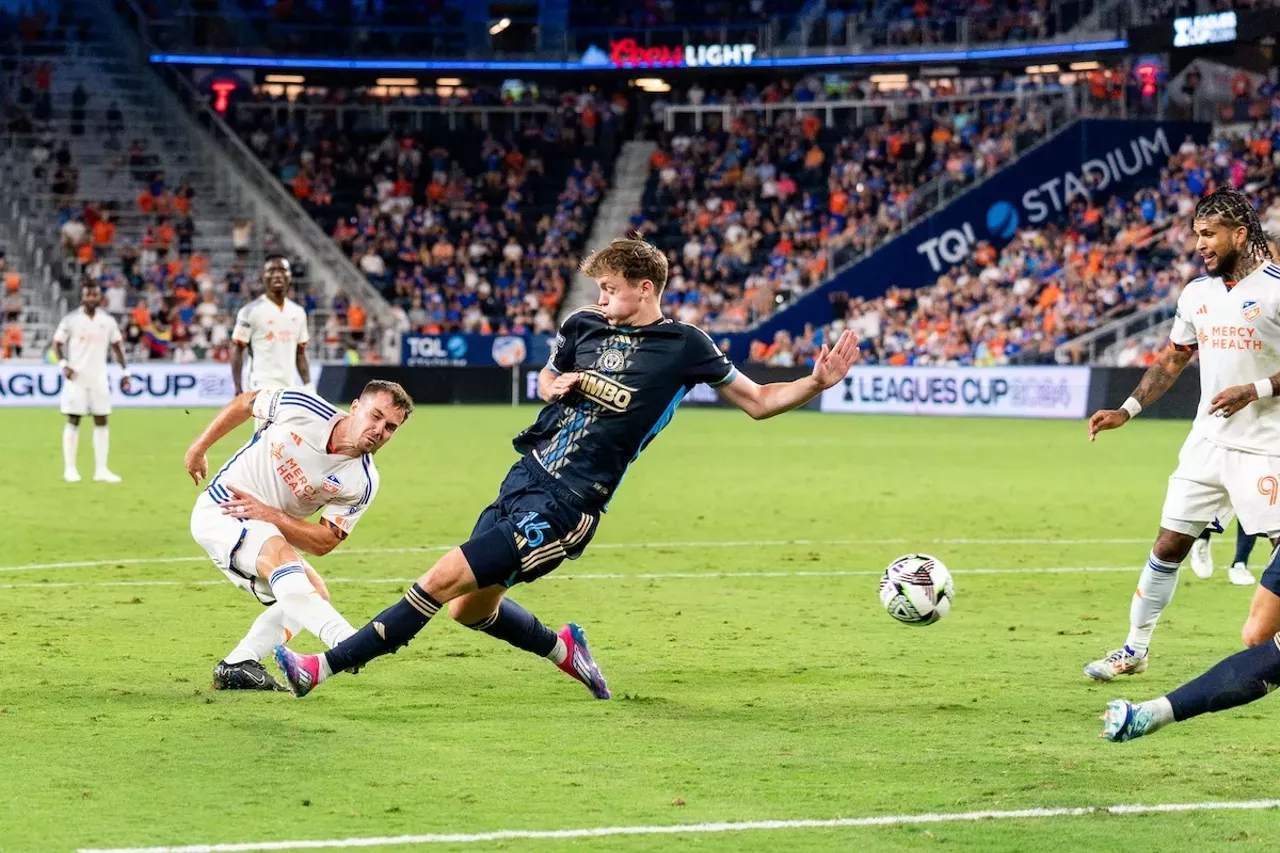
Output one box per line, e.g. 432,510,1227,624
1085,188,1280,686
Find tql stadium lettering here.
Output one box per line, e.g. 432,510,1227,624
576,371,635,412
1020,127,1172,223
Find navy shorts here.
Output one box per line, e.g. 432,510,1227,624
459,456,600,588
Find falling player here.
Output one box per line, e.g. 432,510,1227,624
273,236,860,699
184,380,412,690
53,281,131,483
1085,188,1280,682
232,254,311,395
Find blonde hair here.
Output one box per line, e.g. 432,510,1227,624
579,236,669,296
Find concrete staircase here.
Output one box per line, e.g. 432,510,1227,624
559,140,656,319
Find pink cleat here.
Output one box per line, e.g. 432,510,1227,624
556,623,610,699
273,645,324,698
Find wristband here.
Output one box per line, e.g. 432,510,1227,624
1255,379,1274,399
58,358,67,369
1120,397,1142,418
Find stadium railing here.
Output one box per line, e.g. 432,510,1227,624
1049,301,1179,365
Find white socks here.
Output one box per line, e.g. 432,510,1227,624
63,423,78,472
268,563,355,649
547,635,568,665
1126,551,1181,655
92,425,109,474
1139,696,1176,733
225,605,304,665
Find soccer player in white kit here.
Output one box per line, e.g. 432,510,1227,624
183,379,412,690
1086,188,1280,682
52,281,131,483
232,255,311,394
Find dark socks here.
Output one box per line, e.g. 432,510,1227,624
1234,522,1259,566
324,583,440,673
1167,638,1280,721
464,598,558,657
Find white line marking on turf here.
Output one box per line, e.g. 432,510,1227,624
75,799,1280,852
0,537,1151,574
0,566,1142,591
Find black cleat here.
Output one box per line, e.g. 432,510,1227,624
212,659,287,691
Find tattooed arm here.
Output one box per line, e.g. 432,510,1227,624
1088,344,1195,441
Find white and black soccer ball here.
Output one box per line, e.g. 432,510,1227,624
878,554,954,625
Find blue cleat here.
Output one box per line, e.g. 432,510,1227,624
1101,698,1159,742
556,623,611,700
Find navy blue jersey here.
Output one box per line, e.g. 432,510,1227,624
512,306,738,509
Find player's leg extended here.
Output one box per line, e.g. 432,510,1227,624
254,537,354,649
274,546,477,696
1101,636,1280,742
451,589,609,699
1085,526,1197,681
62,414,81,482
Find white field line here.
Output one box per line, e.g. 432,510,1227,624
0,537,1151,574
75,799,1280,853
0,565,1143,591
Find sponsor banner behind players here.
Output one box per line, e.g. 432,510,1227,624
0,363,324,407
729,119,1211,359
820,366,1091,419
402,334,553,367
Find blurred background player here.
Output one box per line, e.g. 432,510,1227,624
183,380,412,690
1188,521,1257,586
53,281,131,483
1085,188,1280,682
272,237,860,700
231,254,311,395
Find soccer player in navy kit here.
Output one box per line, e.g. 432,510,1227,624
275,237,860,699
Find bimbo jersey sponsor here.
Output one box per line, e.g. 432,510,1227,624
0,363,324,407
820,366,1091,419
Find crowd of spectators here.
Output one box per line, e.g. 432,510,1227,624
749,126,1280,367
233,86,625,338
641,89,1060,335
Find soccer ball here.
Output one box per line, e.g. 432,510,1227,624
879,554,954,625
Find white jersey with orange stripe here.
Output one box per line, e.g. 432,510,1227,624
206,388,378,538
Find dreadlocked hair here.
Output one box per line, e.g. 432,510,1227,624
1195,187,1273,265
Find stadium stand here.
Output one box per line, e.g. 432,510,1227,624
807,0,1101,47
751,125,1280,367
644,87,1071,334
230,86,624,337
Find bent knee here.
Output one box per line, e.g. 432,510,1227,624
448,596,496,625
1242,621,1276,648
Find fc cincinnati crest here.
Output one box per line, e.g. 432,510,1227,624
596,348,626,373
322,474,342,494
1242,300,1261,321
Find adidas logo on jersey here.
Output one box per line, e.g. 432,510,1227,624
1197,304,1209,315
291,432,304,446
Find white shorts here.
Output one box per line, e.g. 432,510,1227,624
61,378,111,416
190,490,285,604
1162,432,1280,536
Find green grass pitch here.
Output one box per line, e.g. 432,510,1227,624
4,406,1280,852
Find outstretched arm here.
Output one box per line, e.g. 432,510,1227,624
718,330,860,420
183,391,257,484
1089,344,1195,441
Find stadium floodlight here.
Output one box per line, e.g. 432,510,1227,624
489,17,511,36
